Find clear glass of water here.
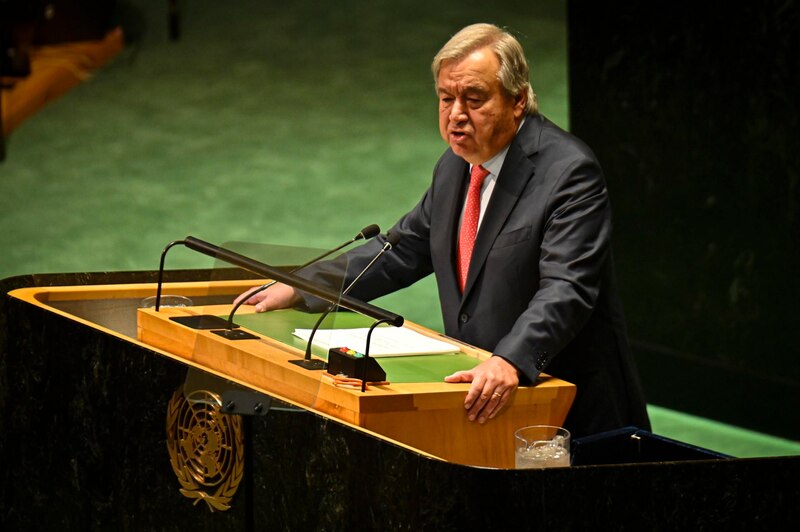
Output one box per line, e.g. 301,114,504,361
514,425,571,469
140,295,193,309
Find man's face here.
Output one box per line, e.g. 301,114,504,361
437,47,526,165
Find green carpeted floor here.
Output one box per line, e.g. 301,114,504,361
2,0,798,459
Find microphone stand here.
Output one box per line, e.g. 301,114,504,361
362,318,392,392
149,232,402,336
215,225,379,339
154,240,186,312
292,234,401,371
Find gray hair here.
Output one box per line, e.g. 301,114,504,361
431,23,537,114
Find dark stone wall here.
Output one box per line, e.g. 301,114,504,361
568,1,800,438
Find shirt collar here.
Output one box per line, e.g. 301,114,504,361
479,146,509,178
472,117,526,178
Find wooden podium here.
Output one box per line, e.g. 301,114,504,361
13,277,574,469
136,284,575,469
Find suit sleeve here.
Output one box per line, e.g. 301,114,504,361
492,155,612,382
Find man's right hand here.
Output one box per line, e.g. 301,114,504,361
233,282,299,313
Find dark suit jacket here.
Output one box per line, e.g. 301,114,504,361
307,114,650,438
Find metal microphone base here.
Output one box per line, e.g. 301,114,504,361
289,358,328,371
211,328,259,340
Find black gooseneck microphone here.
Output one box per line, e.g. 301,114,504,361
151,233,403,336
291,231,402,371
215,224,381,339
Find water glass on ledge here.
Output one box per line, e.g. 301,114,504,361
514,425,571,469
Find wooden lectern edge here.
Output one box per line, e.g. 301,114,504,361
9,282,577,468
10,280,263,302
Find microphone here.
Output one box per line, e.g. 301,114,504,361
151,230,403,338
293,223,380,272
215,224,381,339
178,236,403,325
291,231,402,371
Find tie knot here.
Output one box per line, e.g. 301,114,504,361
470,165,490,188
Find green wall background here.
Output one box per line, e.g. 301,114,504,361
2,0,798,457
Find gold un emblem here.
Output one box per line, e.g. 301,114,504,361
166,389,245,511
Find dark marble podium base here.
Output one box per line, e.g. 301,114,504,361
2,271,798,530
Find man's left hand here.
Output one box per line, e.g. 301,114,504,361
444,356,519,424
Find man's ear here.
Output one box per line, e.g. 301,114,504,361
513,91,527,117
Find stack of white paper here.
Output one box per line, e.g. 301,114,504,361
292,327,460,357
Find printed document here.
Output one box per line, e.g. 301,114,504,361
292,326,460,357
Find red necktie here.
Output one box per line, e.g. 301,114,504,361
457,165,489,292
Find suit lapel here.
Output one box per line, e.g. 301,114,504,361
461,116,542,297
443,163,470,258
430,155,470,298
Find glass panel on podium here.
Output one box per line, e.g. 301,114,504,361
165,240,355,417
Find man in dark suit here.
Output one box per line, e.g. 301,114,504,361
239,23,650,438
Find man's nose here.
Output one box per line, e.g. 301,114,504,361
450,99,467,122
